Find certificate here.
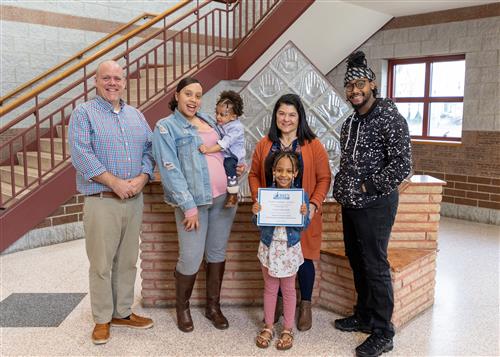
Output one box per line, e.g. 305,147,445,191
257,188,304,227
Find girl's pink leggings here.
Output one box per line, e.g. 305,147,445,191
261,266,296,329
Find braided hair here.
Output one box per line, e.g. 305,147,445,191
266,151,301,188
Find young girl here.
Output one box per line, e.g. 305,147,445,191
252,151,310,350
199,90,245,208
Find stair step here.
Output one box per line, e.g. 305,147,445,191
0,165,42,185
1,181,29,203
129,65,191,89
124,88,165,103
40,138,70,155
17,152,65,171
137,65,188,78
56,125,69,139
126,91,165,108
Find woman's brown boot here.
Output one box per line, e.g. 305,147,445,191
175,270,197,332
205,261,229,329
297,300,312,331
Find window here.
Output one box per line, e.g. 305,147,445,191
388,55,465,141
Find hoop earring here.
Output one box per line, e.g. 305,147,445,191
291,177,295,188
272,174,276,187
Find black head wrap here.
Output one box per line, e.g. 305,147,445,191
344,51,376,86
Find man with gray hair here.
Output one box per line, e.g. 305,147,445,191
69,60,155,344
333,51,412,357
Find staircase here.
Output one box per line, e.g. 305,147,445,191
0,0,315,251
0,64,181,206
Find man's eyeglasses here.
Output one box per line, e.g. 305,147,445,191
345,79,368,92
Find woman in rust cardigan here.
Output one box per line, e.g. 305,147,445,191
249,93,331,331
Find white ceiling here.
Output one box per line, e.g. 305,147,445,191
340,0,500,17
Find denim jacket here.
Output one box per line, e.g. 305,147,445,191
152,109,220,212
254,193,311,248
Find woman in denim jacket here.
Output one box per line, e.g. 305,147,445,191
152,77,238,333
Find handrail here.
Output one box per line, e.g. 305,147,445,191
0,12,157,106
0,0,282,209
0,0,192,118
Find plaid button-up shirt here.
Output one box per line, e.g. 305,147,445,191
69,96,155,195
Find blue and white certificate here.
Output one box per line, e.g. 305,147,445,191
257,188,304,227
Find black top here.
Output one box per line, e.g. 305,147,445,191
333,98,412,208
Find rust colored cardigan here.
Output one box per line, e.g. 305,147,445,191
248,137,332,260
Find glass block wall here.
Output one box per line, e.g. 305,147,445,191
238,41,352,198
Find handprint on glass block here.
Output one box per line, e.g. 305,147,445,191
247,112,273,140
293,69,327,106
306,111,327,138
314,91,350,127
239,91,265,123
244,135,258,164
271,46,307,81
249,68,285,106
321,132,341,176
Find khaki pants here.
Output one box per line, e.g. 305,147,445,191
83,193,144,323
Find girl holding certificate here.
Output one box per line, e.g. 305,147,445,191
249,94,331,331
253,151,310,350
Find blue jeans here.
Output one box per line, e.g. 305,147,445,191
223,154,238,183
174,194,237,275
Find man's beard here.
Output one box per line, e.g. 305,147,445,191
349,93,370,110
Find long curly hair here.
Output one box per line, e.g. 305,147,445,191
216,90,244,116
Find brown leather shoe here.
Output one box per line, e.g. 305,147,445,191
224,193,238,208
297,300,312,331
111,313,154,329
92,323,110,345
205,261,229,329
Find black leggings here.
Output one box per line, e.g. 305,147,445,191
297,259,315,301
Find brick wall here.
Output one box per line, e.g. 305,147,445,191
140,175,444,307
413,132,500,211
34,193,84,229
326,11,500,224
319,249,437,328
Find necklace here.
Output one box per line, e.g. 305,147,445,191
280,137,296,151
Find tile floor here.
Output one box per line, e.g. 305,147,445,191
1,217,499,356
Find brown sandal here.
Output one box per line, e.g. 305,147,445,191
276,329,294,350
256,328,274,349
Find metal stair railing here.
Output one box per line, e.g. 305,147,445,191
0,0,280,208
0,12,158,106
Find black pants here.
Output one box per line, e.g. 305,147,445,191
341,191,398,338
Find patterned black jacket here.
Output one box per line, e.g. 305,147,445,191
333,98,412,208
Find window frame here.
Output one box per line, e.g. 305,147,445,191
387,54,465,142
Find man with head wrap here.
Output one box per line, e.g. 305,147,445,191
332,51,412,357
